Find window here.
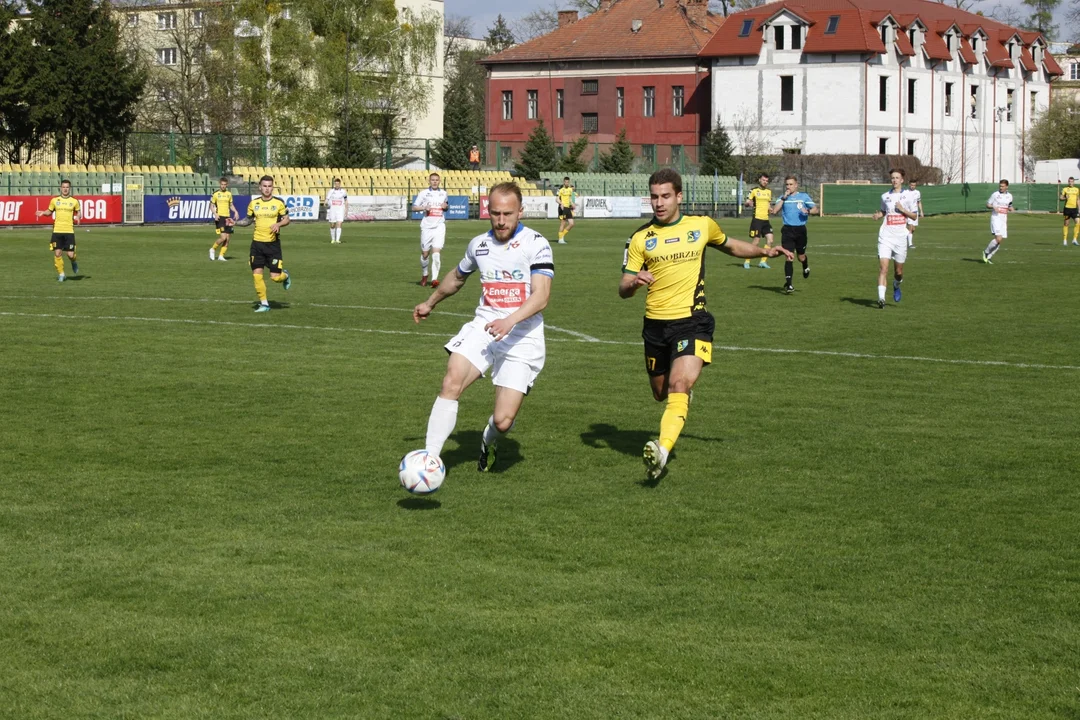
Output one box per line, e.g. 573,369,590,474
970,85,978,119
671,145,683,165
527,90,538,120
502,90,512,120
556,89,564,119
642,144,656,165
791,26,802,50
157,47,177,66
672,86,684,117
909,28,916,46
1006,88,1014,121
739,19,753,37
972,37,979,53
879,138,888,155
193,10,205,28
643,86,655,117
158,12,176,30
1031,91,1038,117
775,25,785,50
780,76,793,112
582,113,598,134
907,78,916,114
616,87,624,118
907,139,916,155
879,76,888,112
581,79,598,95
126,13,138,27
1072,63,1080,81
946,34,953,52
945,82,953,116
880,25,888,46
825,15,839,34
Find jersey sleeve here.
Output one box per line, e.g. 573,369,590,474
624,236,645,274
706,217,727,247
247,202,255,218
277,201,288,220
457,240,478,276
73,199,82,215
802,193,816,209
48,198,57,213
529,235,555,278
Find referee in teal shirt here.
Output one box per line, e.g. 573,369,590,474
770,175,820,294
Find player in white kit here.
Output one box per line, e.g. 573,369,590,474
413,172,449,287
902,179,923,248
872,168,918,309
413,182,554,474
325,177,347,243
983,179,1013,264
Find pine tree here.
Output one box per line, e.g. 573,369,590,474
699,126,736,176
432,94,481,170
485,15,516,53
325,114,376,168
514,120,558,179
598,128,634,173
556,136,590,173
293,136,322,168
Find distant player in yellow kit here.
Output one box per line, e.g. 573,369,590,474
743,172,774,269
556,177,576,244
35,179,81,282
1060,177,1079,246
210,177,239,261
235,175,291,312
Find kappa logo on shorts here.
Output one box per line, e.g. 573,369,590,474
677,339,688,352
645,238,657,251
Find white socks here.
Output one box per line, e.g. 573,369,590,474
878,285,886,302
431,252,441,282
421,256,429,277
984,239,1001,257
482,415,515,447
425,397,458,457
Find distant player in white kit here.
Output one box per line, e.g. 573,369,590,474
413,182,554,473
872,168,917,309
325,177,347,244
983,179,1013,264
902,179,923,249
413,172,449,287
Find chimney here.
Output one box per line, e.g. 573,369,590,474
684,0,707,25
558,10,579,27
598,0,613,10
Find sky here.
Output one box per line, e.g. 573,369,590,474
445,0,1070,45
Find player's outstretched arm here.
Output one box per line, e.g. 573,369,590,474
718,237,793,261
235,217,253,227
618,270,653,298
414,267,468,323
485,273,551,341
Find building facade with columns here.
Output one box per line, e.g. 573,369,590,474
700,0,1062,183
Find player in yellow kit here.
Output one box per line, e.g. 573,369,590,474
1060,177,1079,246
556,177,576,244
619,169,793,480
209,177,239,261
235,175,291,312
743,172,774,269
35,179,81,282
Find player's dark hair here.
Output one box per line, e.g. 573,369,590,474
60,179,70,185
889,168,906,179
1070,177,1076,181
219,176,228,183
333,177,341,183
489,181,522,206
429,172,439,179
563,176,570,181
759,173,769,180
648,168,682,193
785,175,798,183
260,175,274,184
999,179,1010,186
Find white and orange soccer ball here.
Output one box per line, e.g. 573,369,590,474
398,450,446,494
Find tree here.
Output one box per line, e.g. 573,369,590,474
485,15,516,53
444,14,474,66
1029,95,1080,161
432,88,482,170
0,1,44,163
598,128,634,173
325,114,376,168
699,126,736,176
514,3,559,42
514,119,557,178
936,0,986,9
293,135,322,168
1022,0,1060,37
557,136,590,173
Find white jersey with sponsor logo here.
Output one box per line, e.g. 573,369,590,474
879,190,910,241
988,191,1013,216
414,189,449,229
901,188,921,215
457,224,555,338
326,188,348,209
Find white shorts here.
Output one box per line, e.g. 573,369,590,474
878,236,908,264
327,207,345,223
445,317,546,394
906,218,919,228
421,224,446,252
990,215,1008,238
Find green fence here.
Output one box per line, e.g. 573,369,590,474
821,183,1063,216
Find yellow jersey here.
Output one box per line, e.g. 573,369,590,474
747,187,772,220
211,189,234,218
246,196,289,242
47,196,81,234
623,214,727,320
1063,186,1079,209
557,186,576,209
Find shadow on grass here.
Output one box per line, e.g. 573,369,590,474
960,258,989,263
747,284,790,295
440,429,523,474
66,275,91,281
581,424,721,456
396,497,441,510
250,300,291,310
840,297,881,308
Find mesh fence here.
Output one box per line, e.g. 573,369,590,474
821,183,1063,215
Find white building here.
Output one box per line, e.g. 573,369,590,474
699,0,1063,183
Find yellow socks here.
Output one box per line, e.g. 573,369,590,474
1065,226,1070,242
53,255,65,274
271,272,286,284
658,392,689,453
253,274,267,302
1074,227,1079,241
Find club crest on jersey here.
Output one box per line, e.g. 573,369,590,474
645,238,657,250
686,230,700,243
677,339,688,352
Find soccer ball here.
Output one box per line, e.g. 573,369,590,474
398,450,446,494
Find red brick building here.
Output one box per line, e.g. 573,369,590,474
481,0,722,167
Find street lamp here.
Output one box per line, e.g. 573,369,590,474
995,106,1007,180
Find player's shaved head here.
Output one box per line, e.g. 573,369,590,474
488,183,523,242
489,181,522,207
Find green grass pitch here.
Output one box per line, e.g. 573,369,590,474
1,212,1078,718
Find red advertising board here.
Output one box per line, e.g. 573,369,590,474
479,196,490,219
0,195,123,226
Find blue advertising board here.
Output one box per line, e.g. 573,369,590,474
144,194,252,223
409,195,469,221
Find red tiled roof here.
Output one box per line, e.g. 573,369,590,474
958,36,977,64
482,0,721,64
1019,46,1036,72
1044,51,1063,76
894,28,915,57
921,30,951,61
984,36,1013,68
